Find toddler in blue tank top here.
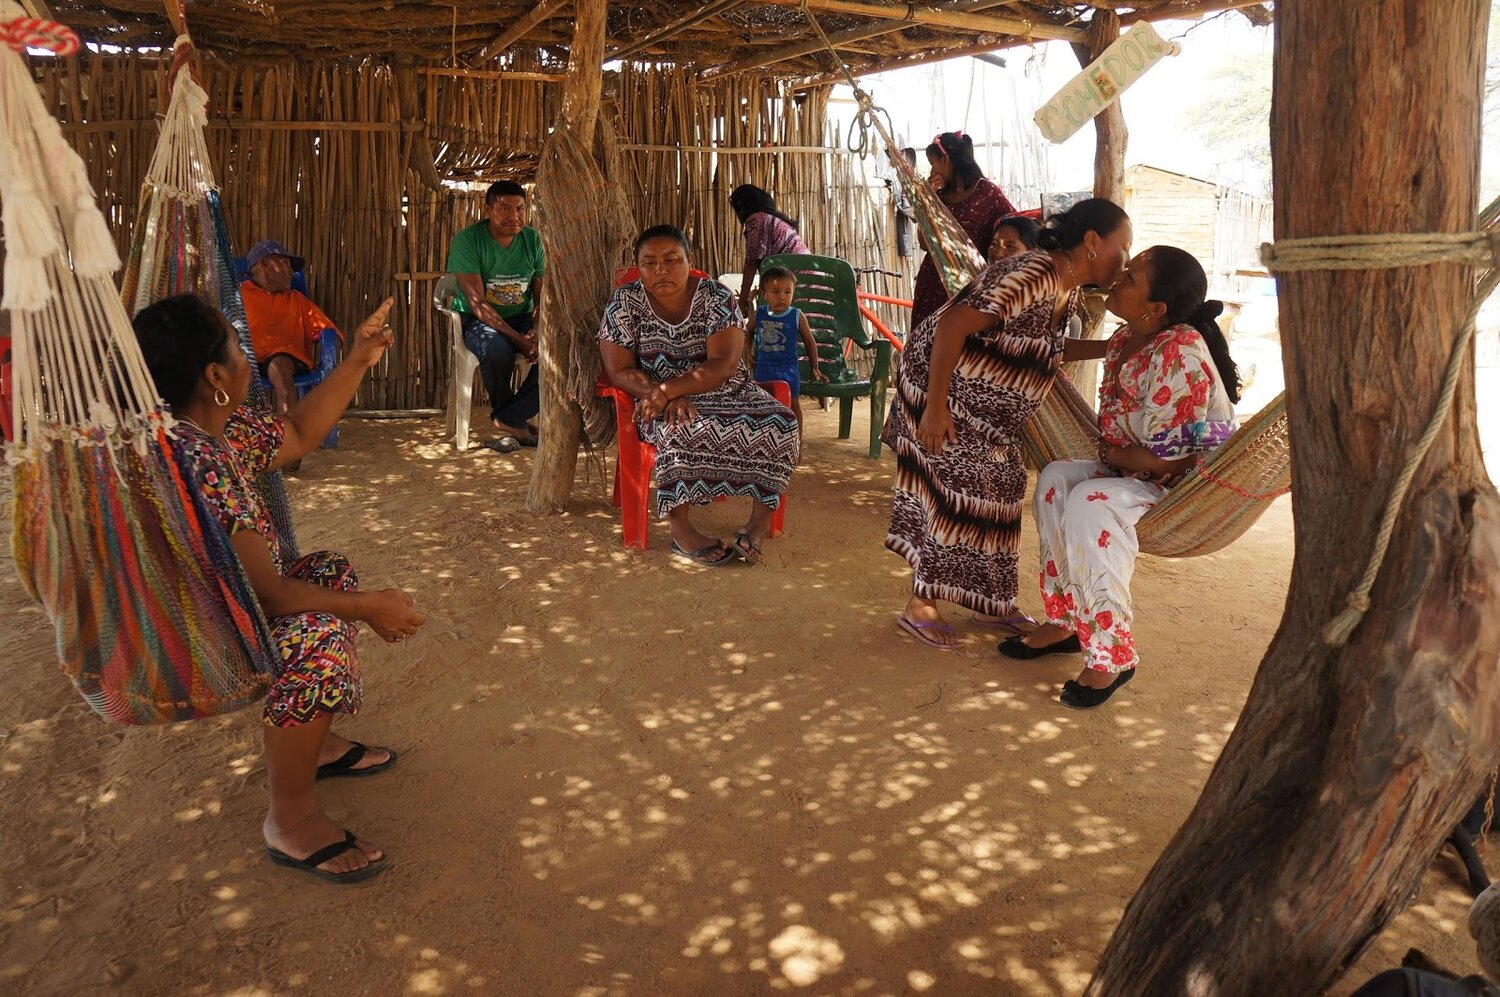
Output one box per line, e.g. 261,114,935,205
749,266,825,435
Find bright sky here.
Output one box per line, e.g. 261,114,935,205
835,10,1498,206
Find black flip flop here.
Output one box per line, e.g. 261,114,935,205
732,531,764,565
671,539,736,566
484,435,522,453
265,829,388,884
997,634,1082,659
1059,668,1135,710
316,742,398,781
517,434,539,448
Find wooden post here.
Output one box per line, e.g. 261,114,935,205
525,0,606,514
1072,10,1126,204
1087,2,1500,994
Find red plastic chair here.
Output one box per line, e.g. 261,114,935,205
596,378,790,551
599,267,789,550
0,335,13,444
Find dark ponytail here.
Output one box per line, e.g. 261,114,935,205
1035,197,1129,252
925,131,983,190
1143,245,1242,405
131,293,234,409
728,184,799,230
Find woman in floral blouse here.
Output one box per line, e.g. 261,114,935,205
1001,246,1240,709
132,293,426,882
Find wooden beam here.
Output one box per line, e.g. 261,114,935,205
699,0,1023,82
754,0,1083,43
1119,0,1273,25
473,0,571,63
17,0,55,19
418,67,566,82
609,0,748,63
790,36,1019,90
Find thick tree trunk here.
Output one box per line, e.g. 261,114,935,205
525,0,606,514
1088,2,1500,994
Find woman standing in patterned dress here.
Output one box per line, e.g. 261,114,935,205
884,199,1133,649
1004,247,1241,708
908,132,1018,331
729,184,810,318
132,294,426,883
599,224,800,565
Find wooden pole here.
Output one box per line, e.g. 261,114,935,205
526,0,606,514
789,37,1020,90
1086,2,1500,994
753,0,1083,43
473,0,572,63
1072,10,1127,205
699,0,1024,82
1118,0,1273,25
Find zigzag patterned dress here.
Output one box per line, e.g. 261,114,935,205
883,252,1079,617
599,278,799,518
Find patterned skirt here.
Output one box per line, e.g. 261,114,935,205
264,551,363,727
639,379,799,518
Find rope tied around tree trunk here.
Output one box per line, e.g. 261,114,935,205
1260,222,1500,646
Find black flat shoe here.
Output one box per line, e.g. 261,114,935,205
997,634,1082,659
1059,668,1135,710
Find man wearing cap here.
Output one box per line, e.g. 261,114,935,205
445,180,543,453
241,240,342,423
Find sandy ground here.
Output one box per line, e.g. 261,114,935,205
0,349,1494,995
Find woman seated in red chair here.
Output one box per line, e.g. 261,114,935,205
598,224,800,566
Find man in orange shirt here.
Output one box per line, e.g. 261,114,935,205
241,240,341,419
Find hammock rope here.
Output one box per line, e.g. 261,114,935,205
119,30,301,556
1,3,277,723
796,1,1292,560
1260,225,1500,647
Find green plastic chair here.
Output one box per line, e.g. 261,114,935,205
760,253,893,459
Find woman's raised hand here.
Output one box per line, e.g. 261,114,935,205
916,403,959,455
348,297,397,370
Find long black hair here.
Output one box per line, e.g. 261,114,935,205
925,131,984,191
728,184,798,230
1144,245,1242,404
1035,197,1129,252
131,294,234,408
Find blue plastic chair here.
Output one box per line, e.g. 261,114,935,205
236,257,339,448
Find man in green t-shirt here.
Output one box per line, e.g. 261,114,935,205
446,180,545,452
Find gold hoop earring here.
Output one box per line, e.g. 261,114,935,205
213,388,231,407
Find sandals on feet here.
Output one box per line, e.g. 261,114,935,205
671,539,736,566
732,532,764,565
265,829,388,884
316,742,398,781
1059,668,1135,710
896,614,958,650
997,634,1082,659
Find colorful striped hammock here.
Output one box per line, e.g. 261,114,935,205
869,104,1292,558
2,9,277,723
119,38,300,556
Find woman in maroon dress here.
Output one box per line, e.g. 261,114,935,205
909,131,1017,331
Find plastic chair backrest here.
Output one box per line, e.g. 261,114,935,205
434,273,463,317
761,253,870,380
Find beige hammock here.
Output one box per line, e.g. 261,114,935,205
868,101,1291,558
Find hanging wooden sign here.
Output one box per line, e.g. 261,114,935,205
1034,23,1181,144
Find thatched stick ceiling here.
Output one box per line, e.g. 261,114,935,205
47,1,1271,76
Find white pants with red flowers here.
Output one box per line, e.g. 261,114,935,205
1033,459,1166,673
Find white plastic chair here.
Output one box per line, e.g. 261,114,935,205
434,274,481,451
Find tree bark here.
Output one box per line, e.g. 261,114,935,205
525,0,606,515
1072,11,1126,205
1088,2,1500,994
